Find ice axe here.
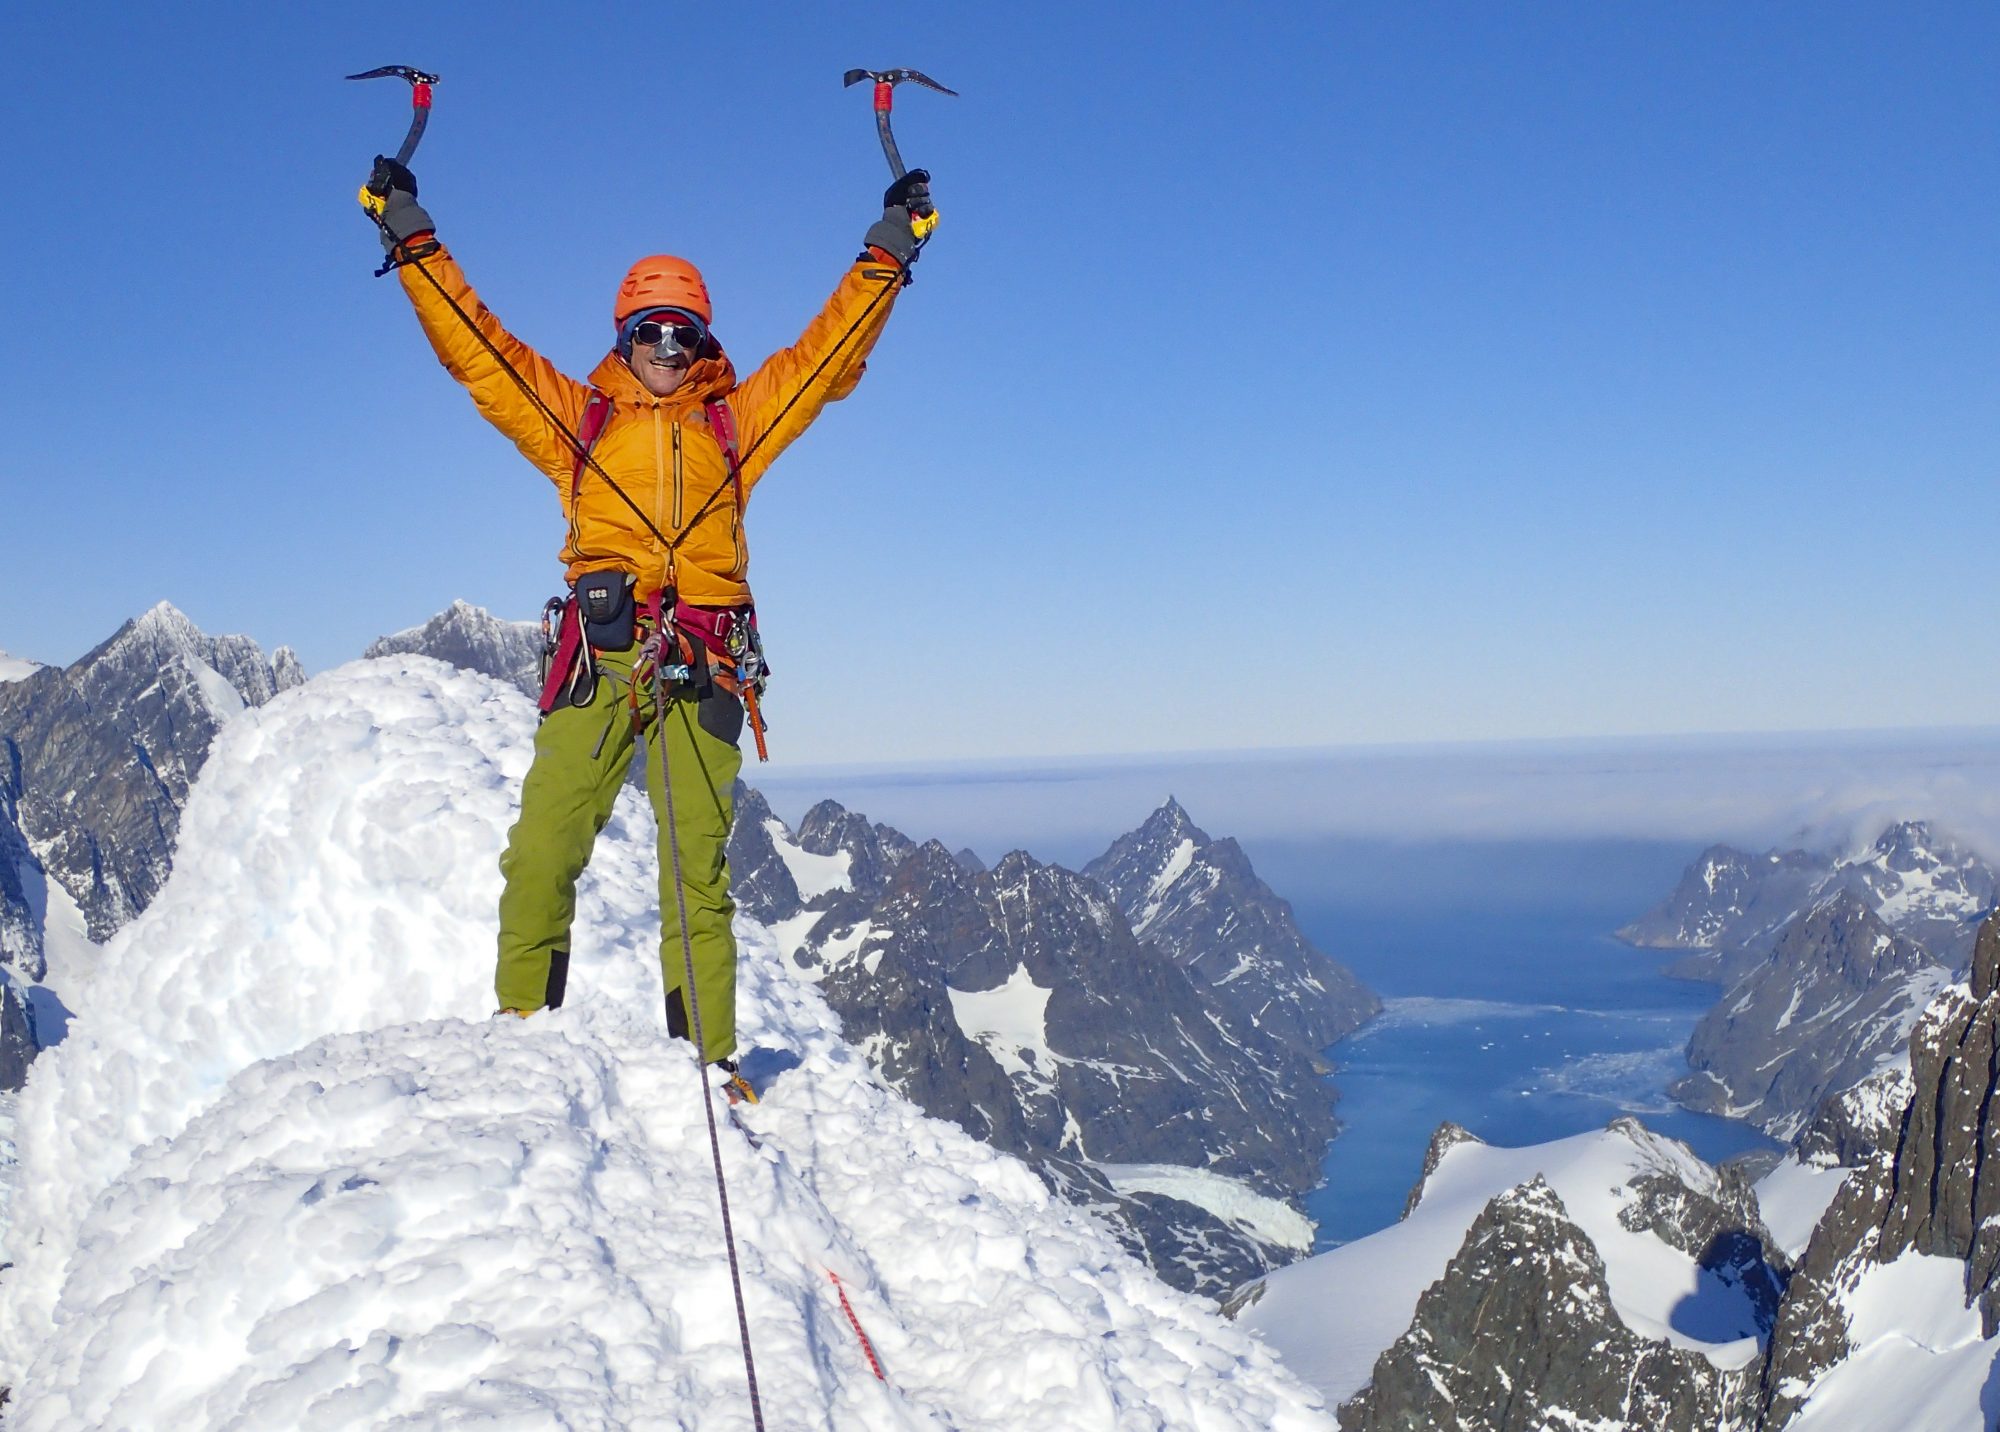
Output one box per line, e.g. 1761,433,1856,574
842,67,955,240
348,65,439,217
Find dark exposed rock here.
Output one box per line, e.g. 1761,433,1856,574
795,799,914,902
364,599,544,699
1402,1121,1482,1218
1792,1064,1915,1169
0,980,34,1090
1038,1156,1278,1296
811,840,1334,1189
730,793,1355,1296
1615,1149,1787,1325
801,834,1333,1296
1673,889,1947,1139
1751,912,2000,1426
1338,1178,1744,1432
725,784,805,928
0,803,46,981
1083,797,1378,1058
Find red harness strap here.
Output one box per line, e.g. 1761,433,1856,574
697,399,770,762
569,391,615,506
535,606,585,716
704,398,743,513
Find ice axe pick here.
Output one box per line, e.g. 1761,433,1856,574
347,65,440,218
842,67,956,240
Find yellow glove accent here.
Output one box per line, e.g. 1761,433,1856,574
912,209,940,241
358,184,387,218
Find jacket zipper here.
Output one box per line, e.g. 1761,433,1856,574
651,407,667,551
672,420,684,529
730,482,745,577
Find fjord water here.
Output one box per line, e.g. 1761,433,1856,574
1244,836,1782,1250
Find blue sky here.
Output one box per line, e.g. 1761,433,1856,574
1,2,1993,765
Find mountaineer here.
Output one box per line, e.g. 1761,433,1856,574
365,157,933,1090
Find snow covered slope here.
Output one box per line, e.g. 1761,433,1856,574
0,658,1330,1429
0,649,40,683
1237,1119,1772,1408
1782,1253,1999,1432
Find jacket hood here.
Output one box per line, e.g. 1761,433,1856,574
587,346,737,408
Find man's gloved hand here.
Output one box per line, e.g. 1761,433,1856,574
864,168,934,264
362,156,435,251
884,169,933,218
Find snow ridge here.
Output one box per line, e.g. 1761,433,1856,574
0,659,1329,1429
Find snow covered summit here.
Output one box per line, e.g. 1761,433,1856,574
0,657,1330,1429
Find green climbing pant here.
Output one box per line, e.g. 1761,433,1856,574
495,641,743,1062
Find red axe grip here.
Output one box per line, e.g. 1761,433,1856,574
873,81,893,113
412,82,433,109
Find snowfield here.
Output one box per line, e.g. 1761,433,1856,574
1753,1157,1851,1261
0,658,1332,1429
1238,1121,1770,1408
1785,1253,2000,1432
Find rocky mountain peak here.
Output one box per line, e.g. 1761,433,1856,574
897,837,972,893
271,647,305,691
364,601,543,699
1083,796,1378,1058
1339,1173,1741,1432
1865,817,1943,864
796,799,917,901
1616,840,1831,956
1829,818,1996,963
119,599,201,651
1139,795,1199,841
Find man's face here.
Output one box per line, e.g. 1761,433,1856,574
625,311,703,397
628,335,689,397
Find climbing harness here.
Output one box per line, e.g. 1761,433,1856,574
533,395,772,752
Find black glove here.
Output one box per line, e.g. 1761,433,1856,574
884,168,933,218
864,168,932,265
363,156,435,250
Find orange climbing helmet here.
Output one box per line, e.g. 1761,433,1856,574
614,255,712,327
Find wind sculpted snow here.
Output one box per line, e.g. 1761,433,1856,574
0,658,1331,1429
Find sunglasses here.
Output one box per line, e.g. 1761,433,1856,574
632,318,704,353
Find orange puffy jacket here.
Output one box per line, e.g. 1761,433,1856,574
398,243,903,606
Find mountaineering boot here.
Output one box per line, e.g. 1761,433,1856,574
718,1058,758,1106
